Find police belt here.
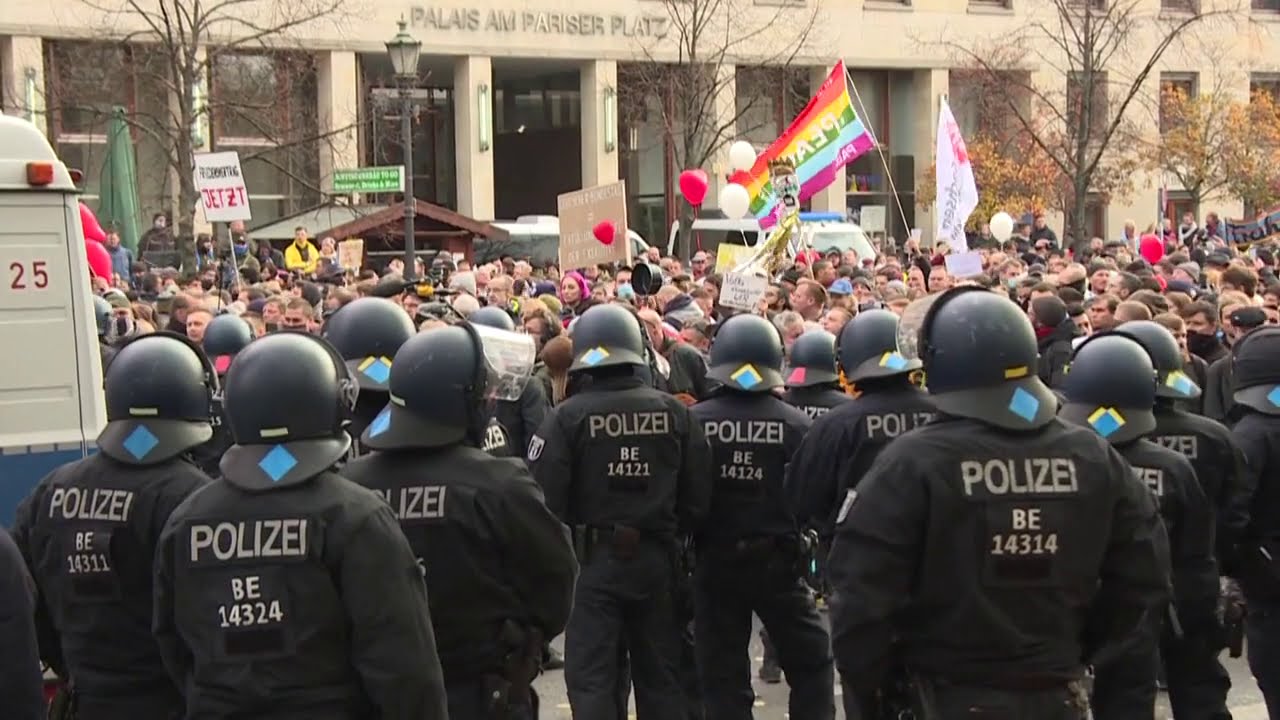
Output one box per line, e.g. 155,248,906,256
700,533,803,556
575,524,672,560
926,667,1087,692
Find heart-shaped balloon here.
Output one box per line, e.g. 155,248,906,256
678,169,709,206
593,220,617,245
79,202,106,243
84,238,112,279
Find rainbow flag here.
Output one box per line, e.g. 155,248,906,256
729,60,875,229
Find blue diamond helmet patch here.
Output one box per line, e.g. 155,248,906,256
358,356,392,384
1164,370,1196,397
369,407,392,437
1269,386,1280,407
580,347,610,367
258,445,298,483
1087,406,1126,438
879,352,908,371
122,425,159,460
730,364,763,389
1007,387,1040,422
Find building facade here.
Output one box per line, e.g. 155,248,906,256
3,0,1280,249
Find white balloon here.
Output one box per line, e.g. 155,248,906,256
728,141,758,172
719,183,751,219
990,211,1015,242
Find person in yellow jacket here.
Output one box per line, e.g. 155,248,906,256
284,226,319,275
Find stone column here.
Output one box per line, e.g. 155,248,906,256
580,59,619,188
453,56,495,220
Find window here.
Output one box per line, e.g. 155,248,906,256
1066,71,1108,140
1253,0,1280,11
1164,190,1198,226
969,0,1012,8
1162,0,1198,12
1251,73,1280,104
211,51,320,224
1067,0,1107,8
1067,193,1108,240
1159,73,1197,134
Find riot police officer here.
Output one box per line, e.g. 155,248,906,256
1121,320,1250,563
1222,326,1280,715
1059,332,1217,720
529,303,712,719
12,332,216,719
152,331,448,718
321,296,416,453
782,329,850,420
0,525,42,720
690,314,834,719
343,322,577,719
94,295,116,370
826,286,1169,720
470,305,551,457
787,309,934,534
191,313,255,477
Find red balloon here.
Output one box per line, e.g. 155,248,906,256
678,169,709,206
593,220,616,245
85,239,112,280
79,202,106,243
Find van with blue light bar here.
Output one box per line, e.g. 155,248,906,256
0,112,106,526
667,212,877,263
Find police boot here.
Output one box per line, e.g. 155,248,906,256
759,628,782,684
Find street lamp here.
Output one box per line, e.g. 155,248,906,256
386,19,421,280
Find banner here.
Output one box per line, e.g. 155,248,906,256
1224,205,1280,245
934,98,978,252
728,61,876,229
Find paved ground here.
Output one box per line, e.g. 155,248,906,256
533,625,1266,719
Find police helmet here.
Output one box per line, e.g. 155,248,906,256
569,304,647,371
219,332,358,487
469,305,517,332
1231,326,1280,416
202,314,254,375
321,297,415,391
362,323,489,451
785,330,840,388
707,314,785,393
1058,332,1158,444
96,332,216,465
913,287,1057,430
837,309,920,383
93,295,111,337
1115,320,1201,400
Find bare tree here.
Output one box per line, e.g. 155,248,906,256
58,0,355,267
623,0,822,259
930,0,1240,247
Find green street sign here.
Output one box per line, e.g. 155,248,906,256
332,166,405,193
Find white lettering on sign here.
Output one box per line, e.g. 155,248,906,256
588,411,670,438
1133,466,1165,497
960,458,1079,497
378,486,448,521
193,151,252,223
865,412,934,440
408,7,669,38
8,261,49,291
189,519,308,563
703,420,785,445
48,487,134,522
720,272,770,311
219,574,285,628
1153,435,1199,460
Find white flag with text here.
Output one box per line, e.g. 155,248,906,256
935,98,979,253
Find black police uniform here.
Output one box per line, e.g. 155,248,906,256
470,306,552,459
827,288,1169,720
529,304,713,719
787,309,935,535
191,314,254,477
0,526,44,720
781,329,851,420
12,333,215,719
689,314,834,720
152,332,448,719
320,296,416,456
343,322,577,719
1221,327,1280,716
1059,333,1218,720
1120,320,1251,563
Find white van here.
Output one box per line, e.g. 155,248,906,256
0,113,105,525
486,215,652,267
667,213,878,264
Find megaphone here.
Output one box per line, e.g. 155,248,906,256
630,262,664,296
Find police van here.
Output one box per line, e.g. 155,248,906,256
0,113,106,526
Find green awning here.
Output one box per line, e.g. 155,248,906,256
97,106,141,252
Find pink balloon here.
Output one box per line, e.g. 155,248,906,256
85,239,112,280
678,169,709,206
79,202,106,243
593,220,616,245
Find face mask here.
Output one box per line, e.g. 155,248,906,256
265,322,280,333
1186,332,1218,357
